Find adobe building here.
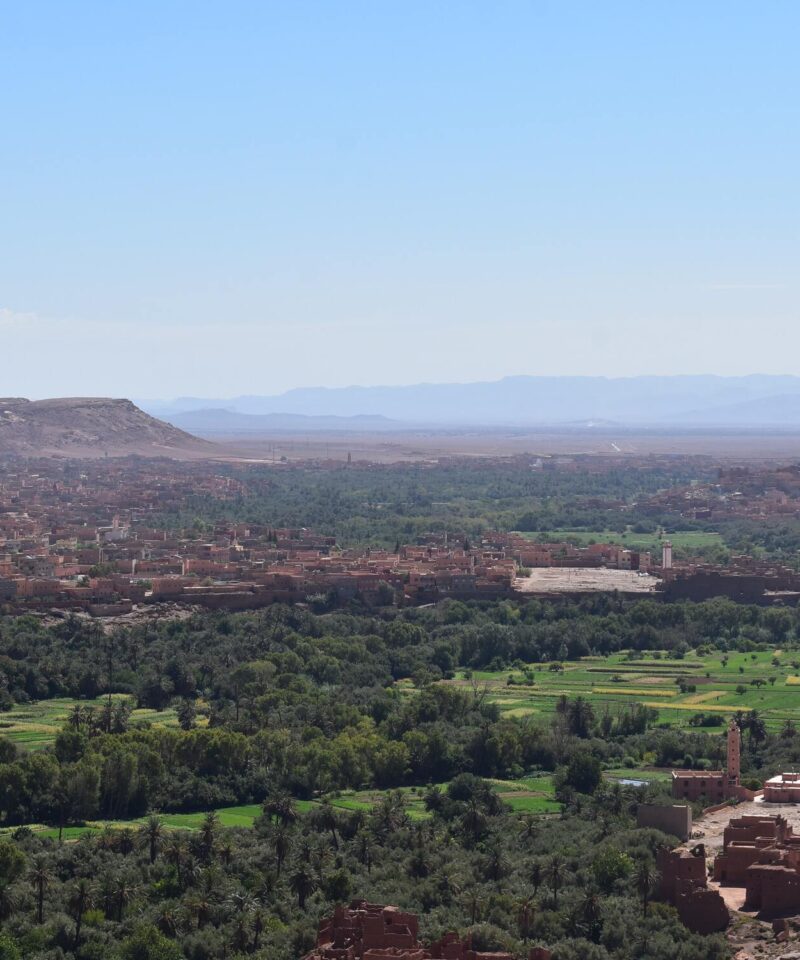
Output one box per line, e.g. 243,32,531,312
671,718,759,803
637,802,692,841
656,843,729,934
764,772,800,803
712,814,800,917
302,901,551,960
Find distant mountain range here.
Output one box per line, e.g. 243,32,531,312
139,375,800,430
168,409,405,434
0,398,211,458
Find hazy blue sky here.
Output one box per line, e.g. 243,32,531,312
2,1,798,398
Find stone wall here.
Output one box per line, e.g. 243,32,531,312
637,803,692,841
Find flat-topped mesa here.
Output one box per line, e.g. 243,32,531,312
0,396,212,458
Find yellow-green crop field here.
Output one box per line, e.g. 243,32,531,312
442,648,800,731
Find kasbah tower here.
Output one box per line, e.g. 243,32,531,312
727,715,741,788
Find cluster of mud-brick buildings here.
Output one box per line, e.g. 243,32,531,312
660,812,800,928
302,902,551,960
0,461,520,615
657,842,731,934
486,532,653,572
662,720,800,928
6,455,800,615
640,463,800,523
713,814,800,915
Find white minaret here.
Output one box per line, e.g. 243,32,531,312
662,541,673,570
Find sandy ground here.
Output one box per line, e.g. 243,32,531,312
514,568,660,594
204,428,800,463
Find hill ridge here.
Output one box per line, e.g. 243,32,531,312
0,397,212,458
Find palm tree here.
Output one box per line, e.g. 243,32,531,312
636,860,657,918
231,914,250,953
0,884,17,923
579,892,602,941
356,831,373,874
462,887,484,925
68,878,92,950
372,792,408,835
568,696,594,738
483,846,508,883
117,829,135,855
199,811,219,862
182,857,203,890
606,783,623,816
113,876,138,922
518,814,538,842
529,859,543,898
272,824,292,878
263,793,297,826
227,890,255,914
435,870,463,905
96,873,117,920
316,800,340,850
156,906,180,937
29,858,52,924
96,826,118,852
252,908,265,952
186,892,213,929
67,705,84,730
164,834,187,889
289,864,317,910
83,706,98,734
140,814,164,864
460,798,488,845
409,848,431,879
748,711,767,745
311,841,331,886
517,896,536,940
548,854,564,909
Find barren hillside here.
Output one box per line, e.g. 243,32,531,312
0,397,214,458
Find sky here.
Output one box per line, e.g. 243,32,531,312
1,1,799,399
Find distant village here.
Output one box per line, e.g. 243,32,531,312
4,458,800,616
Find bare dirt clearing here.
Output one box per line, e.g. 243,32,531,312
515,567,660,594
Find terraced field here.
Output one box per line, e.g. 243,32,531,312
441,649,800,731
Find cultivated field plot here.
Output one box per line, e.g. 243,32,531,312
514,528,724,554
0,695,181,751
443,649,800,731
0,777,559,841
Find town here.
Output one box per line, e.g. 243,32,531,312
6,457,800,617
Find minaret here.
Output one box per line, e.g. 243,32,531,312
727,718,741,785
662,541,673,570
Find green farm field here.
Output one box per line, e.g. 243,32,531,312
443,648,800,731
0,777,559,841
514,528,724,554
0,695,183,751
